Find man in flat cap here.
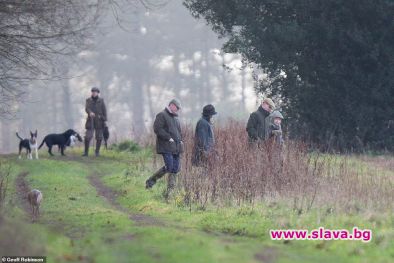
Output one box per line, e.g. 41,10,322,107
146,99,184,198
246,98,275,144
82,87,107,157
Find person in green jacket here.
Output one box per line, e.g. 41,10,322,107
246,98,275,144
83,87,107,157
145,99,184,197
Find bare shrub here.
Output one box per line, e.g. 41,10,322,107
0,217,45,256
178,120,394,212
0,0,163,118
0,161,11,213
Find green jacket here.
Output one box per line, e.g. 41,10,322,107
154,108,183,154
246,106,271,142
85,97,107,130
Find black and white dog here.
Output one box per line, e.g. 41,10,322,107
16,130,39,159
39,129,82,156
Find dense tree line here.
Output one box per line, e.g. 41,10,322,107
184,0,394,152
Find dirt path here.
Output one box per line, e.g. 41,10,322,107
15,171,71,238
15,172,32,218
84,161,276,262
88,172,165,227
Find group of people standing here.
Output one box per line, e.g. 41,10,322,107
81,87,283,198
145,97,284,198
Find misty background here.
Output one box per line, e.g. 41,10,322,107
0,1,260,153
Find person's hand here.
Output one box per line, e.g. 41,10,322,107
169,138,175,143
89,112,96,118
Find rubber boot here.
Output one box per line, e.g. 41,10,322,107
95,140,102,157
82,139,90,156
164,173,177,200
145,166,167,189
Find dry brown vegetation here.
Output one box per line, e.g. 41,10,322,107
173,120,394,213
0,161,11,212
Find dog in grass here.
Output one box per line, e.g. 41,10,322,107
27,189,43,219
39,129,82,156
16,130,39,159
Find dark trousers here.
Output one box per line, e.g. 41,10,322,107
162,153,181,173
85,128,103,141
146,153,181,189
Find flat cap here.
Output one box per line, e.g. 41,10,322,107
263,98,275,109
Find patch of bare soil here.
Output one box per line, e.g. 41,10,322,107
15,172,32,218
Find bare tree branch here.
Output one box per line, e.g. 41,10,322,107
0,0,165,118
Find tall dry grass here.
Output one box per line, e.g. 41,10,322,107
0,161,10,213
175,120,393,213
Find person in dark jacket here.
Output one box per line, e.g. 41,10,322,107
246,98,275,144
192,104,217,166
82,87,107,157
146,99,184,197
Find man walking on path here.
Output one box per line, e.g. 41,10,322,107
192,104,217,167
82,87,107,157
146,99,184,198
246,98,275,144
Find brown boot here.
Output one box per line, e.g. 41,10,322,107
82,140,90,156
95,140,102,157
145,166,167,189
164,173,177,199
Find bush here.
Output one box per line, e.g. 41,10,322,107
0,161,11,212
0,217,45,256
110,140,141,153
179,120,393,212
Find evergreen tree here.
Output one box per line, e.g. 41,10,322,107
184,0,394,151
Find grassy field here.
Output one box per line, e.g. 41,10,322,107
0,148,393,263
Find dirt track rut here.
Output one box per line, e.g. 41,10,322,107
87,172,165,227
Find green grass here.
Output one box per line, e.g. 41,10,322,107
0,149,393,263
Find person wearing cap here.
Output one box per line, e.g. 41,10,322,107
246,98,275,144
146,99,184,198
82,87,107,157
192,104,218,166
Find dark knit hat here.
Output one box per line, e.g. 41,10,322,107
91,87,100,93
202,104,217,116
